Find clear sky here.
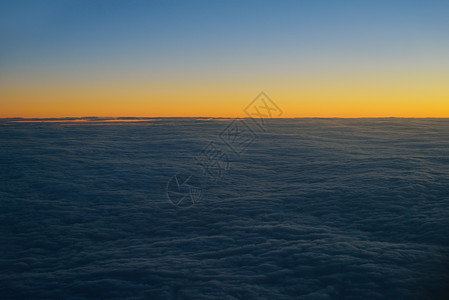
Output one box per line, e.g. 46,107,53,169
1,0,448,118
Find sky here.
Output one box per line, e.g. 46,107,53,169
1,0,448,118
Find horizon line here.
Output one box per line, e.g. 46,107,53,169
2,116,449,122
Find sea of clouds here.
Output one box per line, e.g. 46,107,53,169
1,118,448,299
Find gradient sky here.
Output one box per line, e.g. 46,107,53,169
1,0,448,118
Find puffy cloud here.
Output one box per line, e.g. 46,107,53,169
0,118,448,299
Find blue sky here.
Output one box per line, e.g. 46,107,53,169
1,0,449,117
2,0,448,72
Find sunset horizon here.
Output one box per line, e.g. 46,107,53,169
2,1,448,299
2,1,448,119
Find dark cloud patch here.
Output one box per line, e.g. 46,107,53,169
1,119,448,299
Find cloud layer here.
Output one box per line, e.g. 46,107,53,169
1,118,448,299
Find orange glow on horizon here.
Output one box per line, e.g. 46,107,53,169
1,73,448,118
